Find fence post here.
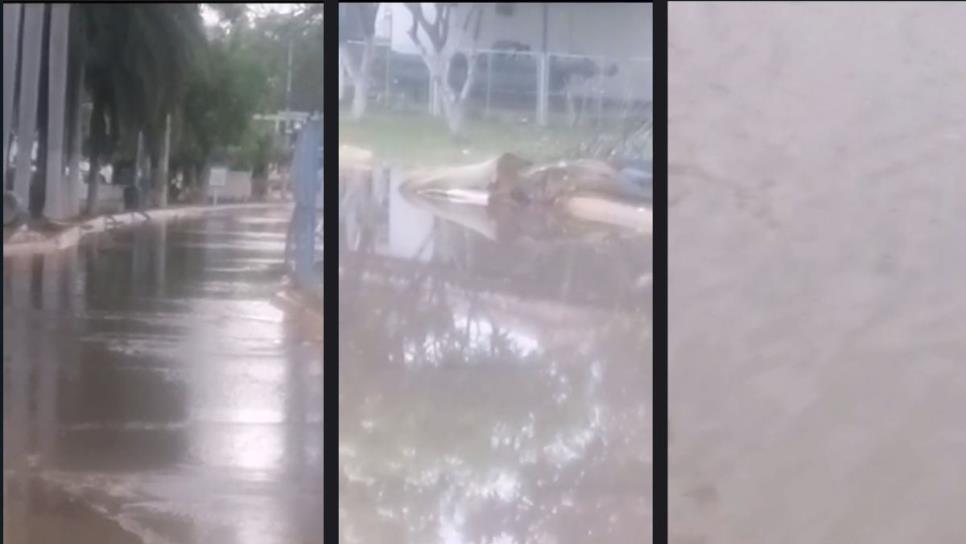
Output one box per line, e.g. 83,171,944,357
485,51,492,120
383,43,391,108
537,52,549,127
596,55,606,129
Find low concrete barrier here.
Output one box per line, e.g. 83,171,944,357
4,203,288,256
79,184,124,214
209,170,253,203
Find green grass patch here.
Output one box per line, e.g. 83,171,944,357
339,110,599,168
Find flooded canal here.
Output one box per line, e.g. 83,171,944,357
339,168,652,543
3,207,322,544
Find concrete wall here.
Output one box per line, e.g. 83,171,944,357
79,185,124,215
213,171,253,201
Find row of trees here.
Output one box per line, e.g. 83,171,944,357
73,4,206,213
7,3,321,221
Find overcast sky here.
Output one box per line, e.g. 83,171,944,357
200,3,302,27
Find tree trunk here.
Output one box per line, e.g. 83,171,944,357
156,114,170,207
406,3,483,135
436,54,476,137
44,3,70,220
135,131,145,193
84,99,105,216
339,41,374,120
442,93,465,135
183,162,196,202
338,56,345,101
199,160,211,204
31,4,52,218
3,4,23,189
352,40,373,120
13,5,45,204
66,60,84,218
351,53,371,119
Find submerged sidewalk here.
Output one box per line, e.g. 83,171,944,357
4,207,321,544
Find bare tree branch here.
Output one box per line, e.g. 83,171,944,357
405,3,433,59
456,7,484,102
438,4,451,51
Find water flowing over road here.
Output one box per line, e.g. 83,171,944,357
4,207,322,544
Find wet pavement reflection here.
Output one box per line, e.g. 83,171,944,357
3,207,322,544
339,168,651,543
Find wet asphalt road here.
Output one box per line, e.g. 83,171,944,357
3,207,322,544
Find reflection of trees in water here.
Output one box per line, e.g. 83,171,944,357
339,188,650,542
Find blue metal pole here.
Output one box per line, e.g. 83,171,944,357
291,118,322,291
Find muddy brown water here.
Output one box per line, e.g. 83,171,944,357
339,168,651,543
3,207,322,544
669,4,966,544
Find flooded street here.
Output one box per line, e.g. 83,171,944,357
669,4,966,544
3,208,322,543
339,168,651,543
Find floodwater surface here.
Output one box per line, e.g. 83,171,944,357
3,207,322,544
339,168,652,543
669,3,966,544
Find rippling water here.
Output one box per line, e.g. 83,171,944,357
669,4,966,543
339,168,652,543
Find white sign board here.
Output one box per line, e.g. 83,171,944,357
209,167,228,188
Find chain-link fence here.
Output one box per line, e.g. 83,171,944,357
340,41,651,129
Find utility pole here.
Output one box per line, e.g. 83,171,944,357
537,3,550,127
286,36,294,112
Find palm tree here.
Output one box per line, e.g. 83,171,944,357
139,5,205,207
74,4,205,215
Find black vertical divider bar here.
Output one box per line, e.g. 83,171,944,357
322,0,340,542
652,1,668,542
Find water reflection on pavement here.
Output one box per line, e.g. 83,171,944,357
339,169,652,543
3,208,322,544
